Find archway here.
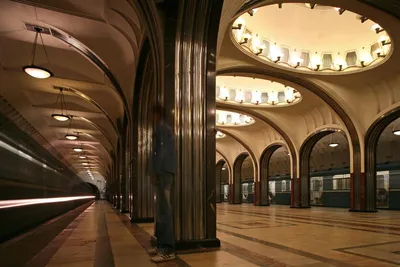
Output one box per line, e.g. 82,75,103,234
216,160,228,203
261,146,291,206
86,183,100,199
366,110,400,210
232,153,253,204
299,129,350,208
241,156,255,203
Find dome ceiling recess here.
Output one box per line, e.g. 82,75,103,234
231,3,393,74
217,76,302,107
216,110,255,127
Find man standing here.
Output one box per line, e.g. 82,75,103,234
148,104,176,262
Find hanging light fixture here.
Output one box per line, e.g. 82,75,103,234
371,24,384,34
79,155,87,159
23,27,53,79
51,88,71,122
231,113,241,125
73,147,83,152
329,133,339,147
334,7,345,15
270,43,282,63
65,117,78,140
392,120,400,135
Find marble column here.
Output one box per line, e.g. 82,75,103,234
130,39,155,222
161,0,223,249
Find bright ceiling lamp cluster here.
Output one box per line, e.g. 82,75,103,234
216,110,254,127
217,76,301,107
23,26,53,79
232,3,392,74
216,131,226,139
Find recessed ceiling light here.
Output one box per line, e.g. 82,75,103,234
329,143,339,148
65,134,78,140
51,114,70,122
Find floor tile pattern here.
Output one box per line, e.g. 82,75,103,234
4,202,400,266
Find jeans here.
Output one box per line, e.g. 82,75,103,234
155,174,175,253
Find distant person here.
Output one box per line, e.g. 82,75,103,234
148,104,176,262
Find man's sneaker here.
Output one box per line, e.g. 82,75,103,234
148,247,159,254
151,252,175,262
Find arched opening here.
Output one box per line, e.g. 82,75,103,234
86,183,100,199
241,156,255,203
374,118,400,210
299,130,350,208
261,146,291,205
232,153,253,204
216,160,226,203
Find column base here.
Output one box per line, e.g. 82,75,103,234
290,206,311,209
349,208,378,213
152,236,221,250
131,217,154,223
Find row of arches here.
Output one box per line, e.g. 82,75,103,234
216,108,400,210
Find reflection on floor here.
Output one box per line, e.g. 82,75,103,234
4,202,400,266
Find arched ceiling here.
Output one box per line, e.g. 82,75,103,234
216,0,400,176
0,0,144,182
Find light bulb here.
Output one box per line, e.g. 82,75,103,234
218,86,229,100
217,111,227,125
268,91,279,104
235,90,245,103
231,113,241,125
311,53,322,69
284,87,295,103
251,91,262,104
334,54,347,70
270,44,282,61
360,48,373,65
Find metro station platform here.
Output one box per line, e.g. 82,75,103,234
1,201,400,267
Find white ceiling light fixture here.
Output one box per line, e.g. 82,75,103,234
79,155,86,159
216,110,255,127
334,53,347,71
65,117,79,140
360,47,373,67
268,91,279,105
218,86,229,101
51,89,71,122
232,4,392,74
371,24,384,34
251,90,262,105
73,147,83,152
329,133,339,147
284,87,295,103
392,121,400,136
248,8,259,16
216,131,226,139
334,7,345,15
235,90,245,103
23,27,53,79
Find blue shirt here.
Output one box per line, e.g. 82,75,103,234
149,121,176,176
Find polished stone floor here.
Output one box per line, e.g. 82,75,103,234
4,201,400,266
